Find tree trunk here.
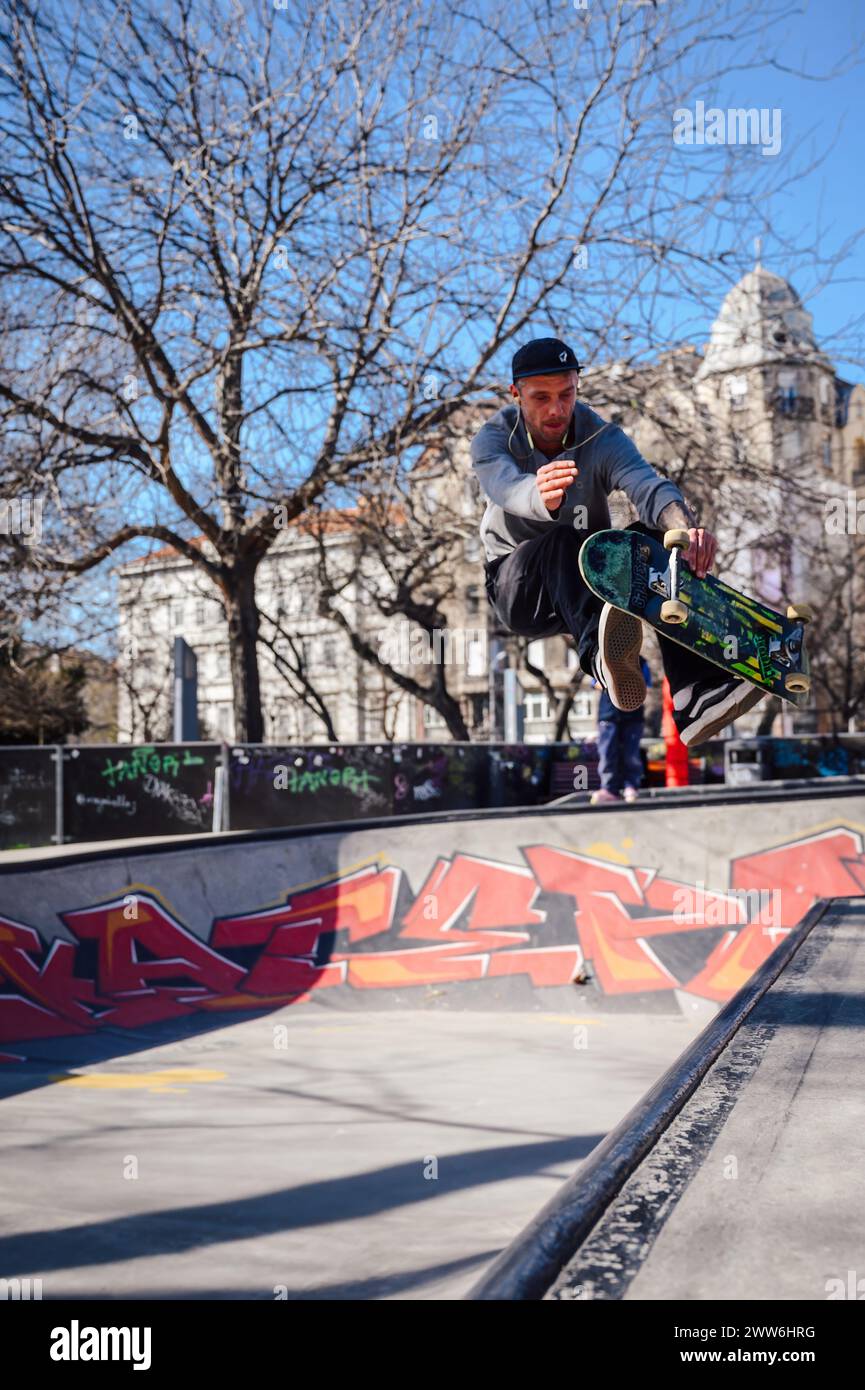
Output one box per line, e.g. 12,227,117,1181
223,564,264,743
756,696,781,736
432,667,470,741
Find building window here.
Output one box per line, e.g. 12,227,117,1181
195,600,206,626
171,601,184,629
572,691,594,719
823,440,832,470
423,702,447,728
776,371,798,417
464,534,481,562
322,639,337,669
731,433,748,468
466,585,481,615
525,692,551,723
728,375,748,409
466,636,487,677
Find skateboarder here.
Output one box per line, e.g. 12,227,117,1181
473,337,766,746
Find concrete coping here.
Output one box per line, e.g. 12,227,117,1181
465,894,838,1301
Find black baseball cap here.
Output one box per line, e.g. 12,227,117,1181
512,337,581,382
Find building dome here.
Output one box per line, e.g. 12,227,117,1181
696,265,830,379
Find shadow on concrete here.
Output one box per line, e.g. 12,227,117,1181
41,1252,500,1301
0,1133,602,1279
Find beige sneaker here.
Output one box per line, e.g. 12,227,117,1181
594,604,646,712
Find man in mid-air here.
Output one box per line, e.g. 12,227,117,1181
472,336,765,746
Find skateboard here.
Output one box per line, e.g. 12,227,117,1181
578,528,812,706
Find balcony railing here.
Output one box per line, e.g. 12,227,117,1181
770,392,815,421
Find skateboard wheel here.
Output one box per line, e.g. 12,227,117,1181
661,598,688,625
786,603,813,623
663,528,690,551
786,673,811,696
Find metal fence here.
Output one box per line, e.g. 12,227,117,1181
3,733,855,851
0,739,591,849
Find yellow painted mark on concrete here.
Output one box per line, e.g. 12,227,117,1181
582,842,631,863
49,1068,225,1093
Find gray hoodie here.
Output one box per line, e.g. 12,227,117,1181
470,400,684,563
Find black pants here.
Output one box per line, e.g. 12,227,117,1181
485,523,713,698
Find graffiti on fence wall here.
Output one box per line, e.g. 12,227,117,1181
99,746,206,789
1,826,864,1048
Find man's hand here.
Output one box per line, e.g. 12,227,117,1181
537,457,578,513
658,501,717,578
681,526,717,579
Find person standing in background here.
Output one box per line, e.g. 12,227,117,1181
591,656,651,804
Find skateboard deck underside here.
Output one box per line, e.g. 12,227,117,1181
579,531,810,708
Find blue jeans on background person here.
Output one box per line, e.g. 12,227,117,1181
598,718,644,795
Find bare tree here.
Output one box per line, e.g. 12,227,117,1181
1,0,855,743
308,452,479,740
0,638,88,743
797,533,865,732
0,0,516,736
255,609,340,743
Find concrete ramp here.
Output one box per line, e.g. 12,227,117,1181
1,784,864,1300
469,896,865,1300
2,780,865,1055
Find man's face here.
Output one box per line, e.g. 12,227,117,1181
510,370,579,446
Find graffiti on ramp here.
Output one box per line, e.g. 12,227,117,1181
1,826,864,1048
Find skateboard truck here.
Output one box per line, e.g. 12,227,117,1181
661,529,690,625
784,604,813,695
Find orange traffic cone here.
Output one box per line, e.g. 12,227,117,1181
662,676,689,787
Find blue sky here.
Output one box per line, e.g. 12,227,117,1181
463,0,865,389
690,0,864,373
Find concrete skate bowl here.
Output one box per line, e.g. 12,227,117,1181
1,780,864,1088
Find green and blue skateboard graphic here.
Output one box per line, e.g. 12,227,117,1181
578,528,812,706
